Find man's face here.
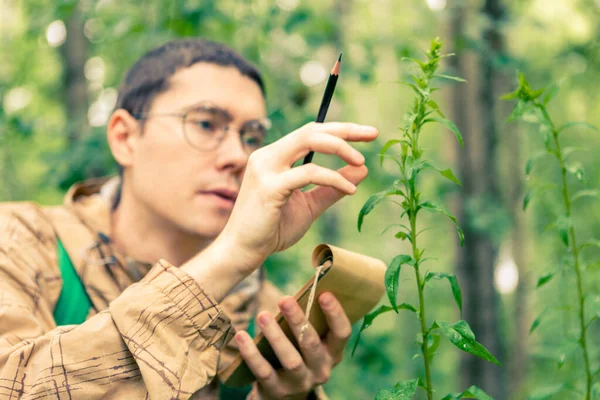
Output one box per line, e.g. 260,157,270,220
127,63,267,239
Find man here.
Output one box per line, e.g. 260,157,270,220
0,39,378,399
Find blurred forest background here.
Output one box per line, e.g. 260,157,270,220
1,0,599,399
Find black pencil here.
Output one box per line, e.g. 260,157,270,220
302,53,342,165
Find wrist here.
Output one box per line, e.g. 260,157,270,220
180,234,265,302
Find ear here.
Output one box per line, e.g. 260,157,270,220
107,109,140,168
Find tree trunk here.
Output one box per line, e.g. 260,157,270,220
60,4,89,144
448,4,506,398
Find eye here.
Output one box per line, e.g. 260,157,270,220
195,119,217,131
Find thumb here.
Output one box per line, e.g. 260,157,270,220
303,164,368,220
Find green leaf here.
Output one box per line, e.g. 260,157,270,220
380,140,402,167
358,188,405,232
424,272,462,314
393,379,419,398
434,74,467,83
566,161,585,182
428,117,464,147
395,231,410,241
580,239,600,252
528,384,568,400
523,191,534,211
542,84,559,106
436,320,500,364
536,272,555,288
427,99,445,117
421,161,461,186
571,190,599,203
558,121,600,134
426,333,441,360
375,379,419,400
442,385,493,400
524,151,550,176
351,304,416,356
386,255,413,312
351,305,394,356
556,216,571,247
419,201,465,246
530,310,546,334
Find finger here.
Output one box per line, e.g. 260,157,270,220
290,131,365,167
279,163,357,195
278,296,329,370
273,122,377,165
302,164,368,220
256,311,308,379
235,330,280,389
318,292,352,363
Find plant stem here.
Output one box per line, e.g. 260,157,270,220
538,103,592,400
411,208,433,400
408,96,433,399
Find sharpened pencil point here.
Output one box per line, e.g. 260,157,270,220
338,53,342,62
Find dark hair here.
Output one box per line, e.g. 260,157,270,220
112,38,265,210
115,38,265,117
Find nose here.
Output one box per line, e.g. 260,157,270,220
215,129,249,171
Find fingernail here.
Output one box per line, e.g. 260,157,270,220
320,293,334,308
280,299,294,313
258,313,271,326
235,331,247,345
361,125,377,133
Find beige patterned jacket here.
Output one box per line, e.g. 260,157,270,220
0,177,325,399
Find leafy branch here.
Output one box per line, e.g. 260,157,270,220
503,73,599,400
355,37,497,400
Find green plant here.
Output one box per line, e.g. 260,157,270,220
355,38,499,400
503,73,600,400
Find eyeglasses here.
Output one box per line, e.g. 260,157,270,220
134,103,271,154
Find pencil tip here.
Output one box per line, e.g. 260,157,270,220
338,53,342,62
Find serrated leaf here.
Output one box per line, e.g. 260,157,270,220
558,121,600,134
428,117,464,147
571,190,599,202
436,320,499,364
393,379,419,398
375,379,419,400
386,255,413,312
424,272,462,314
419,201,465,246
380,140,402,167
442,385,493,400
536,272,555,288
434,74,467,83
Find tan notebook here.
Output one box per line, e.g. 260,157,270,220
219,244,386,387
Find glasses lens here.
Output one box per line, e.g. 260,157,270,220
241,120,268,153
183,108,229,150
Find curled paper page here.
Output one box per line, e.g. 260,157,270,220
219,244,386,387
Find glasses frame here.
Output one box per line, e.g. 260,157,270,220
133,103,271,154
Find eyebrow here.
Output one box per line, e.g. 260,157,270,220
182,102,267,128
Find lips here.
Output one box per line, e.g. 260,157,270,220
202,188,238,202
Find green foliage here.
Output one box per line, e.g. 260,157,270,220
356,38,498,400
504,72,599,400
